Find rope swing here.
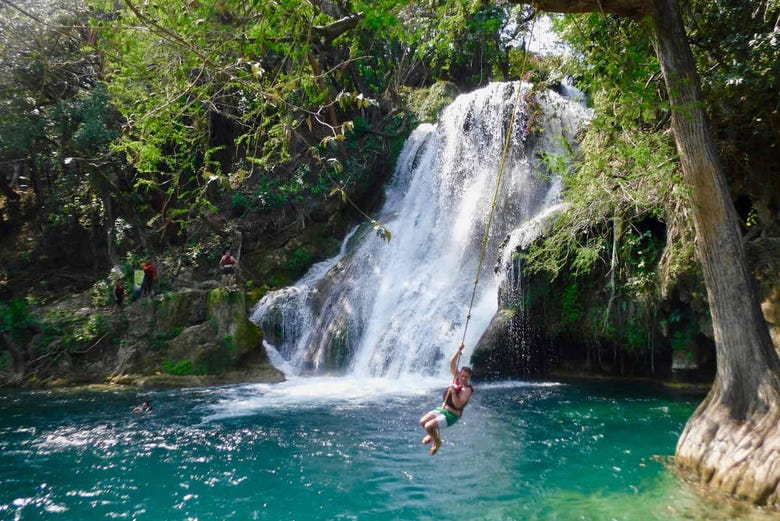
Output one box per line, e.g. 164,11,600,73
458,13,537,360
424,12,539,457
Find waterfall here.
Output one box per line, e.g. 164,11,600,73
251,81,590,379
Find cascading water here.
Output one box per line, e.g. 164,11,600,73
251,81,590,379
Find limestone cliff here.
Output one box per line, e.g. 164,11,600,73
0,284,284,388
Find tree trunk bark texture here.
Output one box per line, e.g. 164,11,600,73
650,0,780,504
515,0,780,505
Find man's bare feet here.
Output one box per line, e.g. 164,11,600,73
422,435,432,444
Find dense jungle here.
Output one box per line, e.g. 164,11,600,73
1,0,780,506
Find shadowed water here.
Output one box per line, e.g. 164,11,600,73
1,379,774,520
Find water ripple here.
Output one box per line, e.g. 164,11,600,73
2,382,777,520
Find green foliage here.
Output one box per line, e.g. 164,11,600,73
0,0,542,271
625,317,648,351
161,359,201,375
268,274,293,288
403,1,528,87
384,112,414,161
80,313,109,343
560,281,583,325
662,308,699,354
231,192,251,214
681,0,780,241
685,0,780,155
519,13,719,370
524,14,691,291
90,0,424,238
0,2,123,233
286,247,315,274
89,278,113,307
38,307,111,352
52,82,120,154
537,150,569,180
0,2,119,232
0,299,35,340
37,308,71,349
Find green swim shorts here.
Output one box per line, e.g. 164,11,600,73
435,406,460,428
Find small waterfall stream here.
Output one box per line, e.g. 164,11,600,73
251,81,590,379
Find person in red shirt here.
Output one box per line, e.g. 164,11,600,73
219,249,237,283
141,258,157,297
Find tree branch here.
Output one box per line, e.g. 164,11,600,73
312,13,364,44
511,0,650,19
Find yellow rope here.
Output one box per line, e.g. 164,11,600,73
459,13,537,349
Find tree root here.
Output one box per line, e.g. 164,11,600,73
676,386,780,506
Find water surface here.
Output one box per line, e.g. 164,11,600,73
0,379,773,520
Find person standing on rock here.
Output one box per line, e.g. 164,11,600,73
219,249,237,284
113,279,125,313
141,258,157,297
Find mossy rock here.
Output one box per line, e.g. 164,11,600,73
246,286,271,308
407,81,460,123
206,288,263,356
151,289,265,373
155,290,208,331
186,342,225,374
165,323,214,360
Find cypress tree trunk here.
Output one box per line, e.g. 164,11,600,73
650,0,780,504
516,0,780,504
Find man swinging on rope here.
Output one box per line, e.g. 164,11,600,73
419,342,473,455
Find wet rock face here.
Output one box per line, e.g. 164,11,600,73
471,309,554,380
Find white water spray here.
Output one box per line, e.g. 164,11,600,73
252,82,590,380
